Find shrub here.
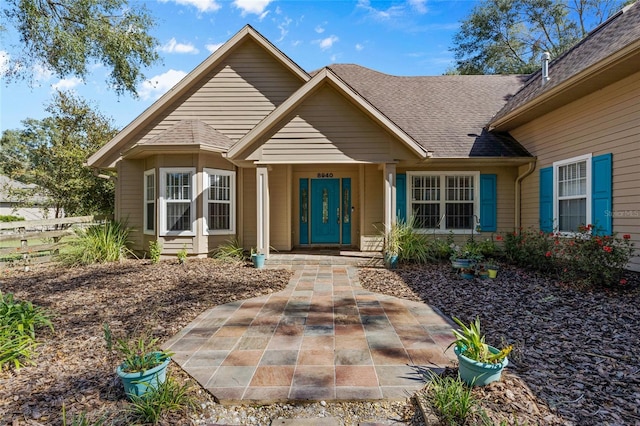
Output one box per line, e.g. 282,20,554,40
0,291,53,370
177,245,188,264
394,218,434,264
424,371,476,426
0,215,25,222
148,240,162,264
502,226,635,287
128,375,195,424
211,237,246,262
58,220,132,266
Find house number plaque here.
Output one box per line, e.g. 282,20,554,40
317,173,334,178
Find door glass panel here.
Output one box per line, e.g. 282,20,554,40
322,188,329,224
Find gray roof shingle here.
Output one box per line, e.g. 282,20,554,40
141,119,234,151
327,65,531,158
492,1,640,122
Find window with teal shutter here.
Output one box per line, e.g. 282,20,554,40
539,167,554,232
479,174,497,232
591,153,612,236
396,174,406,222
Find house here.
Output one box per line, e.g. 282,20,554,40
87,2,639,271
0,175,57,220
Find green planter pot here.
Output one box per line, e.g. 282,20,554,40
488,269,498,279
251,253,266,269
451,259,473,269
116,352,170,399
384,253,399,269
454,345,508,387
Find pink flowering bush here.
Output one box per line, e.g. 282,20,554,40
502,225,635,288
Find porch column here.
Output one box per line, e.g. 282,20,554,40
256,166,270,257
383,163,397,233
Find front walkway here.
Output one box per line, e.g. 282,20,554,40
164,262,456,404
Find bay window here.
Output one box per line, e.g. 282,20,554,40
159,168,196,236
143,169,155,234
203,168,236,234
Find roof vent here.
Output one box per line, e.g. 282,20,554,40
541,52,551,87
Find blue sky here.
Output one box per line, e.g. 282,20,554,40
0,0,479,133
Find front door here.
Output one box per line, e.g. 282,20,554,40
310,178,340,244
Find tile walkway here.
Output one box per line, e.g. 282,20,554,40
164,259,456,404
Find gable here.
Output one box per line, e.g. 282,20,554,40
242,84,419,163
87,26,308,169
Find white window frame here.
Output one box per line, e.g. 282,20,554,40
143,169,156,235
553,153,592,234
203,168,236,235
406,171,480,233
159,167,196,237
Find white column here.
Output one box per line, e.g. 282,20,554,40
383,163,397,232
256,166,270,257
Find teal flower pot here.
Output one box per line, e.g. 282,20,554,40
454,345,508,386
116,353,170,399
384,253,399,269
452,259,473,269
252,253,266,269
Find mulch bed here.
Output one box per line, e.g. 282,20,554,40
360,263,640,426
0,259,291,425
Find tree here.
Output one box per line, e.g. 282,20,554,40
2,0,160,96
451,0,626,75
0,91,117,216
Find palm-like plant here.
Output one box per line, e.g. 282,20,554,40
449,316,511,364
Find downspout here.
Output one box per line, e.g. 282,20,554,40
515,160,536,230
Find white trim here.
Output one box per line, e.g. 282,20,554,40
203,168,236,235
553,153,592,233
143,169,156,235
406,171,480,232
159,167,196,237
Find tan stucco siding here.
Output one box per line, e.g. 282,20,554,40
253,85,417,163
512,71,640,271
126,39,303,152
119,159,145,252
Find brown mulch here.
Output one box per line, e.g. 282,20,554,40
0,259,291,425
360,263,640,426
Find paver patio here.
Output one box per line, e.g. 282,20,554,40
164,257,456,404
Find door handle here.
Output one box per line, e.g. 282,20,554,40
337,207,340,224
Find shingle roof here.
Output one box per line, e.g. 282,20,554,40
327,65,531,158
140,120,234,151
492,1,640,122
0,175,49,204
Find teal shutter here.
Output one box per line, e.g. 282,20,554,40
479,174,497,232
592,153,612,236
539,167,554,232
396,174,406,222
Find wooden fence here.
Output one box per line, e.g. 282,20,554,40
0,215,108,269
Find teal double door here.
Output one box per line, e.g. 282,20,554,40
299,178,351,245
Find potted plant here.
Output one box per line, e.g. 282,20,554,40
450,243,483,271
384,223,402,269
459,267,475,280
485,260,499,279
448,316,512,386
476,264,489,280
114,334,173,399
251,248,266,269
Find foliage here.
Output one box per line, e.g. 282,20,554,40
62,405,105,426
502,226,635,287
58,220,132,266
211,237,247,262
0,291,53,370
128,375,195,425
177,245,188,264
449,317,512,364
2,0,160,96
148,240,162,264
104,324,172,374
0,92,117,216
450,241,485,263
0,215,25,222
425,372,477,426
451,0,626,74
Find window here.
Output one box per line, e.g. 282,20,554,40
143,169,155,234
553,154,592,233
203,168,235,234
160,168,196,236
408,172,479,231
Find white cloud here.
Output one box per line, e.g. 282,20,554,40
316,35,339,50
355,43,364,51
315,25,325,34
139,69,187,101
159,38,199,54
356,0,404,20
33,63,54,84
0,51,9,74
51,77,83,92
159,0,220,13
276,17,292,42
205,42,224,53
233,0,273,16
408,0,428,14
